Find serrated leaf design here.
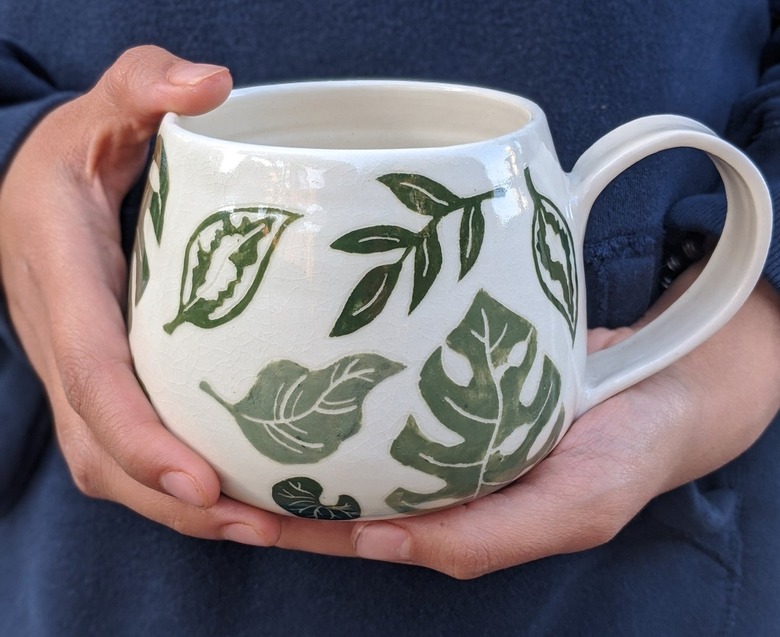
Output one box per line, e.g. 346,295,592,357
272,477,361,520
201,354,404,464
164,206,301,333
386,289,565,513
526,167,578,341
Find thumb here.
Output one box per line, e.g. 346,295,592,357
93,44,232,136
76,45,232,196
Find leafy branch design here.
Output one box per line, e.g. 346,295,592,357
330,173,502,337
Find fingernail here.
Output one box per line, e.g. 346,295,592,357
223,523,271,547
354,523,412,562
160,471,206,507
168,63,228,86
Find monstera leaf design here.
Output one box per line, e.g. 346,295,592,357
526,167,578,341
201,354,404,464
272,477,361,520
386,290,566,513
164,206,301,333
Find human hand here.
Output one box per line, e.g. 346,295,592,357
271,266,780,577
0,46,283,545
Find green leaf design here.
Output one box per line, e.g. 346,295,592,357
164,206,301,334
330,174,501,336
377,173,462,217
330,261,403,337
526,167,578,341
458,200,485,280
386,289,565,513
272,477,361,520
132,228,150,308
410,221,442,312
331,225,418,254
201,354,404,464
149,136,169,244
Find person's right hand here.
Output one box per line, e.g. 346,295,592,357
0,46,283,546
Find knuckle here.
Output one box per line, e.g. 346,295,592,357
99,45,172,109
440,540,497,580
58,428,104,500
58,347,101,417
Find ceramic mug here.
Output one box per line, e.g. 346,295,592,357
128,80,772,520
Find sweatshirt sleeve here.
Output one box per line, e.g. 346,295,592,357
0,39,76,514
0,39,77,174
667,11,780,291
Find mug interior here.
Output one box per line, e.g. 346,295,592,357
176,81,533,150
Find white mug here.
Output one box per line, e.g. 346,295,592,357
128,80,772,520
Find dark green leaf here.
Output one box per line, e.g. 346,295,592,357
148,136,169,244
526,167,578,341
330,260,403,337
201,354,404,463
377,173,461,217
458,200,485,280
164,206,301,333
132,226,150,307
410,222,442,312
272,477,361,520
331,225,417,253
385,289,565,513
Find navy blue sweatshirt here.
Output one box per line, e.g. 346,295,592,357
1,1,779,635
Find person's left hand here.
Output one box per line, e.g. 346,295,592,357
270,266,780,578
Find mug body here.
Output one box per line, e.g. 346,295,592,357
128,80,585,520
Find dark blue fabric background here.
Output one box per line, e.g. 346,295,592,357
1,1,779,635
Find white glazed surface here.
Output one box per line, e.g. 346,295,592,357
128,80,771,520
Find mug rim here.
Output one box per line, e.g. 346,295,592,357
163,79,547,156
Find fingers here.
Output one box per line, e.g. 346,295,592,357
348,408,649,579
53,396,281,545
0,44,240,526
45,233,226,507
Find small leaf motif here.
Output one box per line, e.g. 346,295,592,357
164,206,301,333
330,261,404,337
148,136,169,244
526,167,578,341
410,221,442,312
377,173,461,217
272,477,361,520
331,225,418,254
458,200,485,280
132,225,150,308
200,354,404,464
385,289,566,514
132,136,169,307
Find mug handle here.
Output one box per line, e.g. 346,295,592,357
570,115,773,416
